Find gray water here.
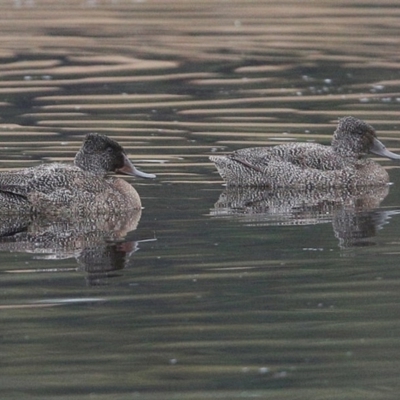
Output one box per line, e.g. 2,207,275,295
2,1,400,399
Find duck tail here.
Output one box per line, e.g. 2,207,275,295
209,155,229,181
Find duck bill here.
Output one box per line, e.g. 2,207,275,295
370,138,400,160
117,154,156,179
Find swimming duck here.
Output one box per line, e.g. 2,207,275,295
0,133,155,216
210,116,400,188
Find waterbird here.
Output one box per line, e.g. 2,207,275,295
210,116,400,188
0,133,156,216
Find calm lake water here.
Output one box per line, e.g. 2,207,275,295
2,1,400,399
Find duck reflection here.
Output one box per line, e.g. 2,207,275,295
211,185,398,247
0,209,145,285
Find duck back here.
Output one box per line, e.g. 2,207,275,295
210,143,389,188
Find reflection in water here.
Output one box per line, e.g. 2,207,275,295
0,209,143,285
211,185,398,247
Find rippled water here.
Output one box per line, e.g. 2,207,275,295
2,1,400,399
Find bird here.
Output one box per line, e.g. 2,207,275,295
0,133,156,216
209,116,400,188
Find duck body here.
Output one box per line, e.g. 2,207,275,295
0,133,155,216
210,117,400,188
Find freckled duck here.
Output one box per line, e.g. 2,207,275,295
210,116,400,188
0,133,156,215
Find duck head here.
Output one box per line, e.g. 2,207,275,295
332,116,400,160
74,133,156,178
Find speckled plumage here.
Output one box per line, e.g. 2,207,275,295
0,133,156,216
210,117,400,188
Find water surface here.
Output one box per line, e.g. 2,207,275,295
2,1,400,399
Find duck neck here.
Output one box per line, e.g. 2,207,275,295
74,152,107,176
331,138,363,160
